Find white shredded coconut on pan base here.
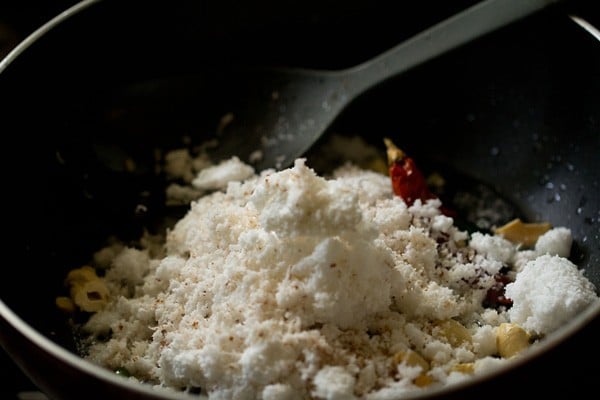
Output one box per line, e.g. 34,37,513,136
75,153,599,400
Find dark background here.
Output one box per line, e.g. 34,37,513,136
1,3,80,399
0,2,78,393
0,1,80,58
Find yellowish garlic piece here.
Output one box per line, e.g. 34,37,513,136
65,265,98,285
413,374,435,387
55,296,76,313
64,266,109,312
497,322,530,358
393,349,434,387
393,349,430,372
494,218,551,247
450,363,475,374
436,319,472,347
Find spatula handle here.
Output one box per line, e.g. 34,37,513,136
346,0,562,95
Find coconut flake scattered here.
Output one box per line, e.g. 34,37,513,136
73,148,598,400
505,254,598,334
192,156,255,190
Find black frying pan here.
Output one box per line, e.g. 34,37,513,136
0,0,598,399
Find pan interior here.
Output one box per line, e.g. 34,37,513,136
0,0,597,389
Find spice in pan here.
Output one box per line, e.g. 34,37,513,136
384,137,436,206
58,136,599,400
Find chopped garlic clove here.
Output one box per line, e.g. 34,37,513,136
414,374,435,387
497,323,530,358
55,296,76,313
450,363,475,374
64,265,109,312
494,218,552,247
393,349,430,372
436,319,472,347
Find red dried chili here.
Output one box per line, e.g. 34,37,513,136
384,138,455,217
384,138,436,206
